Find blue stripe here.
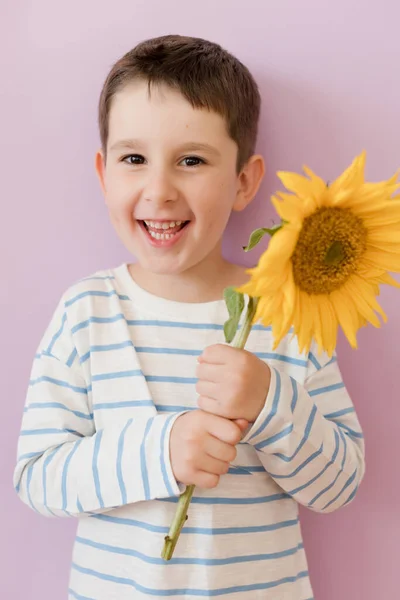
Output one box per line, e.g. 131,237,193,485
65,290,130,307
81,275,115,281
72,314,125,334
290,377,299,412
93,400,154,410
288,430,340,496
139,347,304,363
249,368,281,441
325,407,355,419
127,319,224,329
344,485,358,505
146,375,197,384
93,431,104,508
18,450,44,460
251,324,273,331
269,443,324,480
338,427,348,470
29,376,87,394
140,419,153,500
27,462,39,513
80,341,135,363
255,424,294,450
92,369,142,382
43,445,63,515
309,428,347,506
62,439,83,510
309,382,345,397
21,428,82,436
228,465,265,475
66,347,78,367
322,468,358,510
76,535,302,565
66,429,84,437
76,496,84,512
92,513,298,535
80,344,307,367
68,587,96,600
136,346,201,356
71,562,308,596
256,352,307,367
159,492,290,505
47,312,67,354
154,404,194,413
273,404,317,463
336,422,364,439
71,315,272,334
308,352,322,370
26,402,93,420
160,414,176,496
117,419,133,505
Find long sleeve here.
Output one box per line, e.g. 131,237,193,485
13,297,182,518
241,347,365,513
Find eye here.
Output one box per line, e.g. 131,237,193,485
180,156,205,167
122,154,146,165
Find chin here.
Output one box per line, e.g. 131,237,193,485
141,257,190,277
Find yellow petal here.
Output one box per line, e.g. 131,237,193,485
372,272,400,288
275,272,297,341
254,294,280,326
363,249,400,272
361,205,400,227
317,295,338,357
345,276,386,324
330,151,366,195
302,165,327,197
294,291,314,354
271,193,306,222
276,171,317,200
330,288,359,349
367,229,400,244
256,226,298,273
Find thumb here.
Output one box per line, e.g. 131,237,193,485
234,419,249,433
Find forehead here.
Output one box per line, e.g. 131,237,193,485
107,81,233,149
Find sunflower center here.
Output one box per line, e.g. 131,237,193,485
291,206,367,294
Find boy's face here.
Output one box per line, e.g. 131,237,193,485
95,81,263,277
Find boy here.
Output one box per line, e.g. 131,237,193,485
14,35,365,599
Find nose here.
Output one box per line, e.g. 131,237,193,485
143,167,179,205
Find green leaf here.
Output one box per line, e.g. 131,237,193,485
223,287,245,343
242,224,283,252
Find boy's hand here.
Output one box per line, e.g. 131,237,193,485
195,344,271,423
170,411,248,489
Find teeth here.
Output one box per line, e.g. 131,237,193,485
144,220,182,229
149,230,175,240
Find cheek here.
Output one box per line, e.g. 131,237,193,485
105,184,135,215
203,182,235,231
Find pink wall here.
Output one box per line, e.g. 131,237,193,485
2,1,399,598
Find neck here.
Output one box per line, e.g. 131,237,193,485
128,255,248,304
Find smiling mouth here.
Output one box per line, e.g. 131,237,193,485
139,219,190,240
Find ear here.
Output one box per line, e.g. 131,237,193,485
95,149,107,195
233,154,265,212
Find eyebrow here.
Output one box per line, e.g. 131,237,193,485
109,139,221,156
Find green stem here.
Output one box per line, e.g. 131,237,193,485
161,484,195,561
161,296,259,561
232,296,258,350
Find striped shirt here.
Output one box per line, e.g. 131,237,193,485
14,263,365,599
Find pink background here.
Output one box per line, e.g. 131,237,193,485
2,1,399,598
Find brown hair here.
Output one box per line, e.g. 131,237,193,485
98,35,261,172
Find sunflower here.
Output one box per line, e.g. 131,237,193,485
237,152,400,357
